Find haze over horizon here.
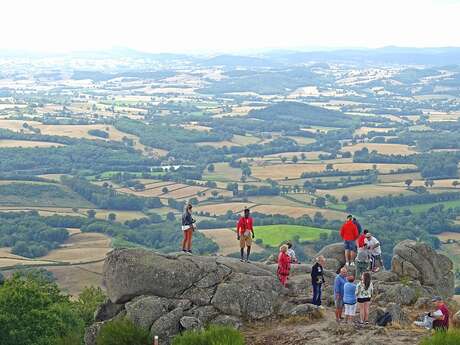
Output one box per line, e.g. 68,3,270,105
2,0,460,54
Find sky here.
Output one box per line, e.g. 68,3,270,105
2,0,460,54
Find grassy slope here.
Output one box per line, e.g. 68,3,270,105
256,224,331,247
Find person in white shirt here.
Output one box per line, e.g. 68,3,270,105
286,242,298,263
365,232,384,272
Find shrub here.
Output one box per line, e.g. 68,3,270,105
96,318,150,345
420,329,460,345
172,325,245,345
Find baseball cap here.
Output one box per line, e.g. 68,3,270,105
431,296,442,302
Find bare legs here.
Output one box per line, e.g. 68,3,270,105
182,229,193,251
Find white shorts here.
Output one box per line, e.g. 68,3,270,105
344,303,357,316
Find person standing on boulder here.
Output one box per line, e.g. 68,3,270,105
277,244,291,287
334,266,348,322
340,215,359,267
356,272,373,325
236,208,254,263
181,203,196,254
311,256,326,309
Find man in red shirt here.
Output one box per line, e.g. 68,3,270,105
431,296,450,331
237,208,254,263
340,215,359,267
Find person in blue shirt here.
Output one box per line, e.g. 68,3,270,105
343,275,357,323
334,266,348,322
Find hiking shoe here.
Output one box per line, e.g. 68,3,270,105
350,262,355,267
240,258,244,262
187,250,193,255
245,259,250,263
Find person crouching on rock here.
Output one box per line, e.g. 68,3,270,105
334,266,348,322
236,208,254,263
311,255,326,309
181,203,196,254
277,244,291,287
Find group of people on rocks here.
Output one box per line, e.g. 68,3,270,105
181,206,451,330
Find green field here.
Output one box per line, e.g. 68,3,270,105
256,224,331,247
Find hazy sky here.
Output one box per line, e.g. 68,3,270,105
2,0,460,53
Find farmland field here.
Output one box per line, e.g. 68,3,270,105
342,143,416,155
316,184,414,201
250,163,417,180
255,225,331,247
195,202,253,216
250,204,346,220
199,228,264,255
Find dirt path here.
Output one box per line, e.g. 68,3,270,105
242,307,427,345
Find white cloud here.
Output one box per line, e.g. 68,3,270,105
1,0,460,53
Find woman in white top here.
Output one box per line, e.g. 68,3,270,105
355,271,373,325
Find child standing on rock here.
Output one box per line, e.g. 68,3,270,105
277,244,291,287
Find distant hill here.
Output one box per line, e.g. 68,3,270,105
248,101,353,128
200,54,279,68
265,47,460,66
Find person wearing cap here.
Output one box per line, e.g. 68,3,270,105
365,232,383,272
340,215,359,267
236,208,254,263
277,244,291,286
286,241,298,263
431,296,449,331
181,203,196,254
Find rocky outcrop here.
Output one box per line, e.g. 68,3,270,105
87,249,318,345
391,240,454,297
86,241,455,345
315,243,345,271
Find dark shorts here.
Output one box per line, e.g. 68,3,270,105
357,297,371,303
335,297,344,308
344,240,357,252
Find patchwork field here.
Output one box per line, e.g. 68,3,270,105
342,143,416,155
195,202,254,216
256,225,332,247
250,204,346,220
354,127,395,135
199,228,264,255
203,163,243,182
250,163,417,180
0,231,111,295
316,184,414,201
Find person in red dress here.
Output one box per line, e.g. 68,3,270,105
277,244,291,286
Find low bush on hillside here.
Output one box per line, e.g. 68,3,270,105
420,329,460,345
96,318,150,345
172,325,245,345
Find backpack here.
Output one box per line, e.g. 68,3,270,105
376,312,392,327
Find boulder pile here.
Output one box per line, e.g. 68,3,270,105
85,241,455,344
